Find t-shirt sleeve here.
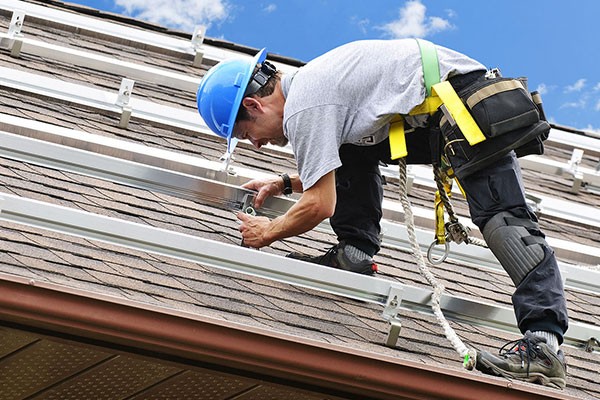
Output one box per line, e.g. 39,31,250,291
285,104,350,190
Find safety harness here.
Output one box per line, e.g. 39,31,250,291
393,39,548,369
390,39,485,262
392,39,487,369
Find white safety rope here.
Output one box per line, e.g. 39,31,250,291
398,158,477,369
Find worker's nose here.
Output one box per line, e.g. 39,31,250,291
250,138,262,149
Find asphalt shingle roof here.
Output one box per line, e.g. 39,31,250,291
1,2,599,399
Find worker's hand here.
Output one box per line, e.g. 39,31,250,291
237,212,273,248
242,177,284,209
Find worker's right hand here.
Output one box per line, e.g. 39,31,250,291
242,177,284,209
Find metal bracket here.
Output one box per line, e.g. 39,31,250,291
525,193,543,215
219,151,237,175
117,78,135,128
119,105,132,129
1,10,25,56
567,149,584,193
191,26,206,67
241,193,256,216
382,284,404,347
8,10,24,37
117,78,135,106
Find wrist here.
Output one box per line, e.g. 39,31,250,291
279,173,293,195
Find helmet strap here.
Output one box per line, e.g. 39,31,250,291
244,61,277,96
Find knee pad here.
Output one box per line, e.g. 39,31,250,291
482,211,546,285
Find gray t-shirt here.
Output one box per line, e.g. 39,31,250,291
280,39,485,190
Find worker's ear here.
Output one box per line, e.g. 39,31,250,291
241,97,262,115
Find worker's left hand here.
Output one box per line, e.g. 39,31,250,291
237,212,272,248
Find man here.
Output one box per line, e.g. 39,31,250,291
196,39,568,388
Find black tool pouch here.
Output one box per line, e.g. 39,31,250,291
439,77,550,179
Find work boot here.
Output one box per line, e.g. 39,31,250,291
476,331,567,389
287,241,378,275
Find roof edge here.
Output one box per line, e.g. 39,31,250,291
0,273,571,400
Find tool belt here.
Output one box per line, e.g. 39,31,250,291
390,39,550,179
439,75,550,178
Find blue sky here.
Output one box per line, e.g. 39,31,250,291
69,0,600,133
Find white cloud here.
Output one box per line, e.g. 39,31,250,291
378,0,454,39
263,3,276,13
560,99,586,109
445,9,457,18
583,124,600,134
536,83,548,95
596,99,600,112
564,78,586,93
351,16,371,35
594,82,600,91
115,0,229,32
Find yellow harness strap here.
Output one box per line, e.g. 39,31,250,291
434,189,447,244
388,39,487,159
389,116,408,159
431,81,486,145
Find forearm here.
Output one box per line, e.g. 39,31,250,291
262,194,326,243
238,171,336,248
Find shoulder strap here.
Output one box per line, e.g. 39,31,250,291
416,38,440,97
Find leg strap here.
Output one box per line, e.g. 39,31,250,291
482,211,545,285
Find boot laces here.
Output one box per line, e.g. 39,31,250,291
499,335,539,376
317,244,338,265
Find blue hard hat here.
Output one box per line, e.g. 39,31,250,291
196,48,267,153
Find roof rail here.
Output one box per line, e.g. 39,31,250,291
0,191,598,350
2,63,600,196
0,2,298,72
1,119,599,294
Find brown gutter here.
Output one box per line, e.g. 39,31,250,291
0,273,574,400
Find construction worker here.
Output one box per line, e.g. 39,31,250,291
196,39,569,389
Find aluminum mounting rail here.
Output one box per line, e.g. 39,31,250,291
0,0,204,56
548,127,600,156
0,65,207,133
1,123,599,295
0,114,600,270
519,155,600,194
2,62,600,199
0,32,203,92
404,165,600,230
0,191,598,350
0,1,298,72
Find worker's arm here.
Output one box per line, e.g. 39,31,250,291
237,171,336,248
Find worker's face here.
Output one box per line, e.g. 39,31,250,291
234,119,288,149
233,99,287,149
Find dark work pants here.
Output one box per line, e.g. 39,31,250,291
332,132,569,343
